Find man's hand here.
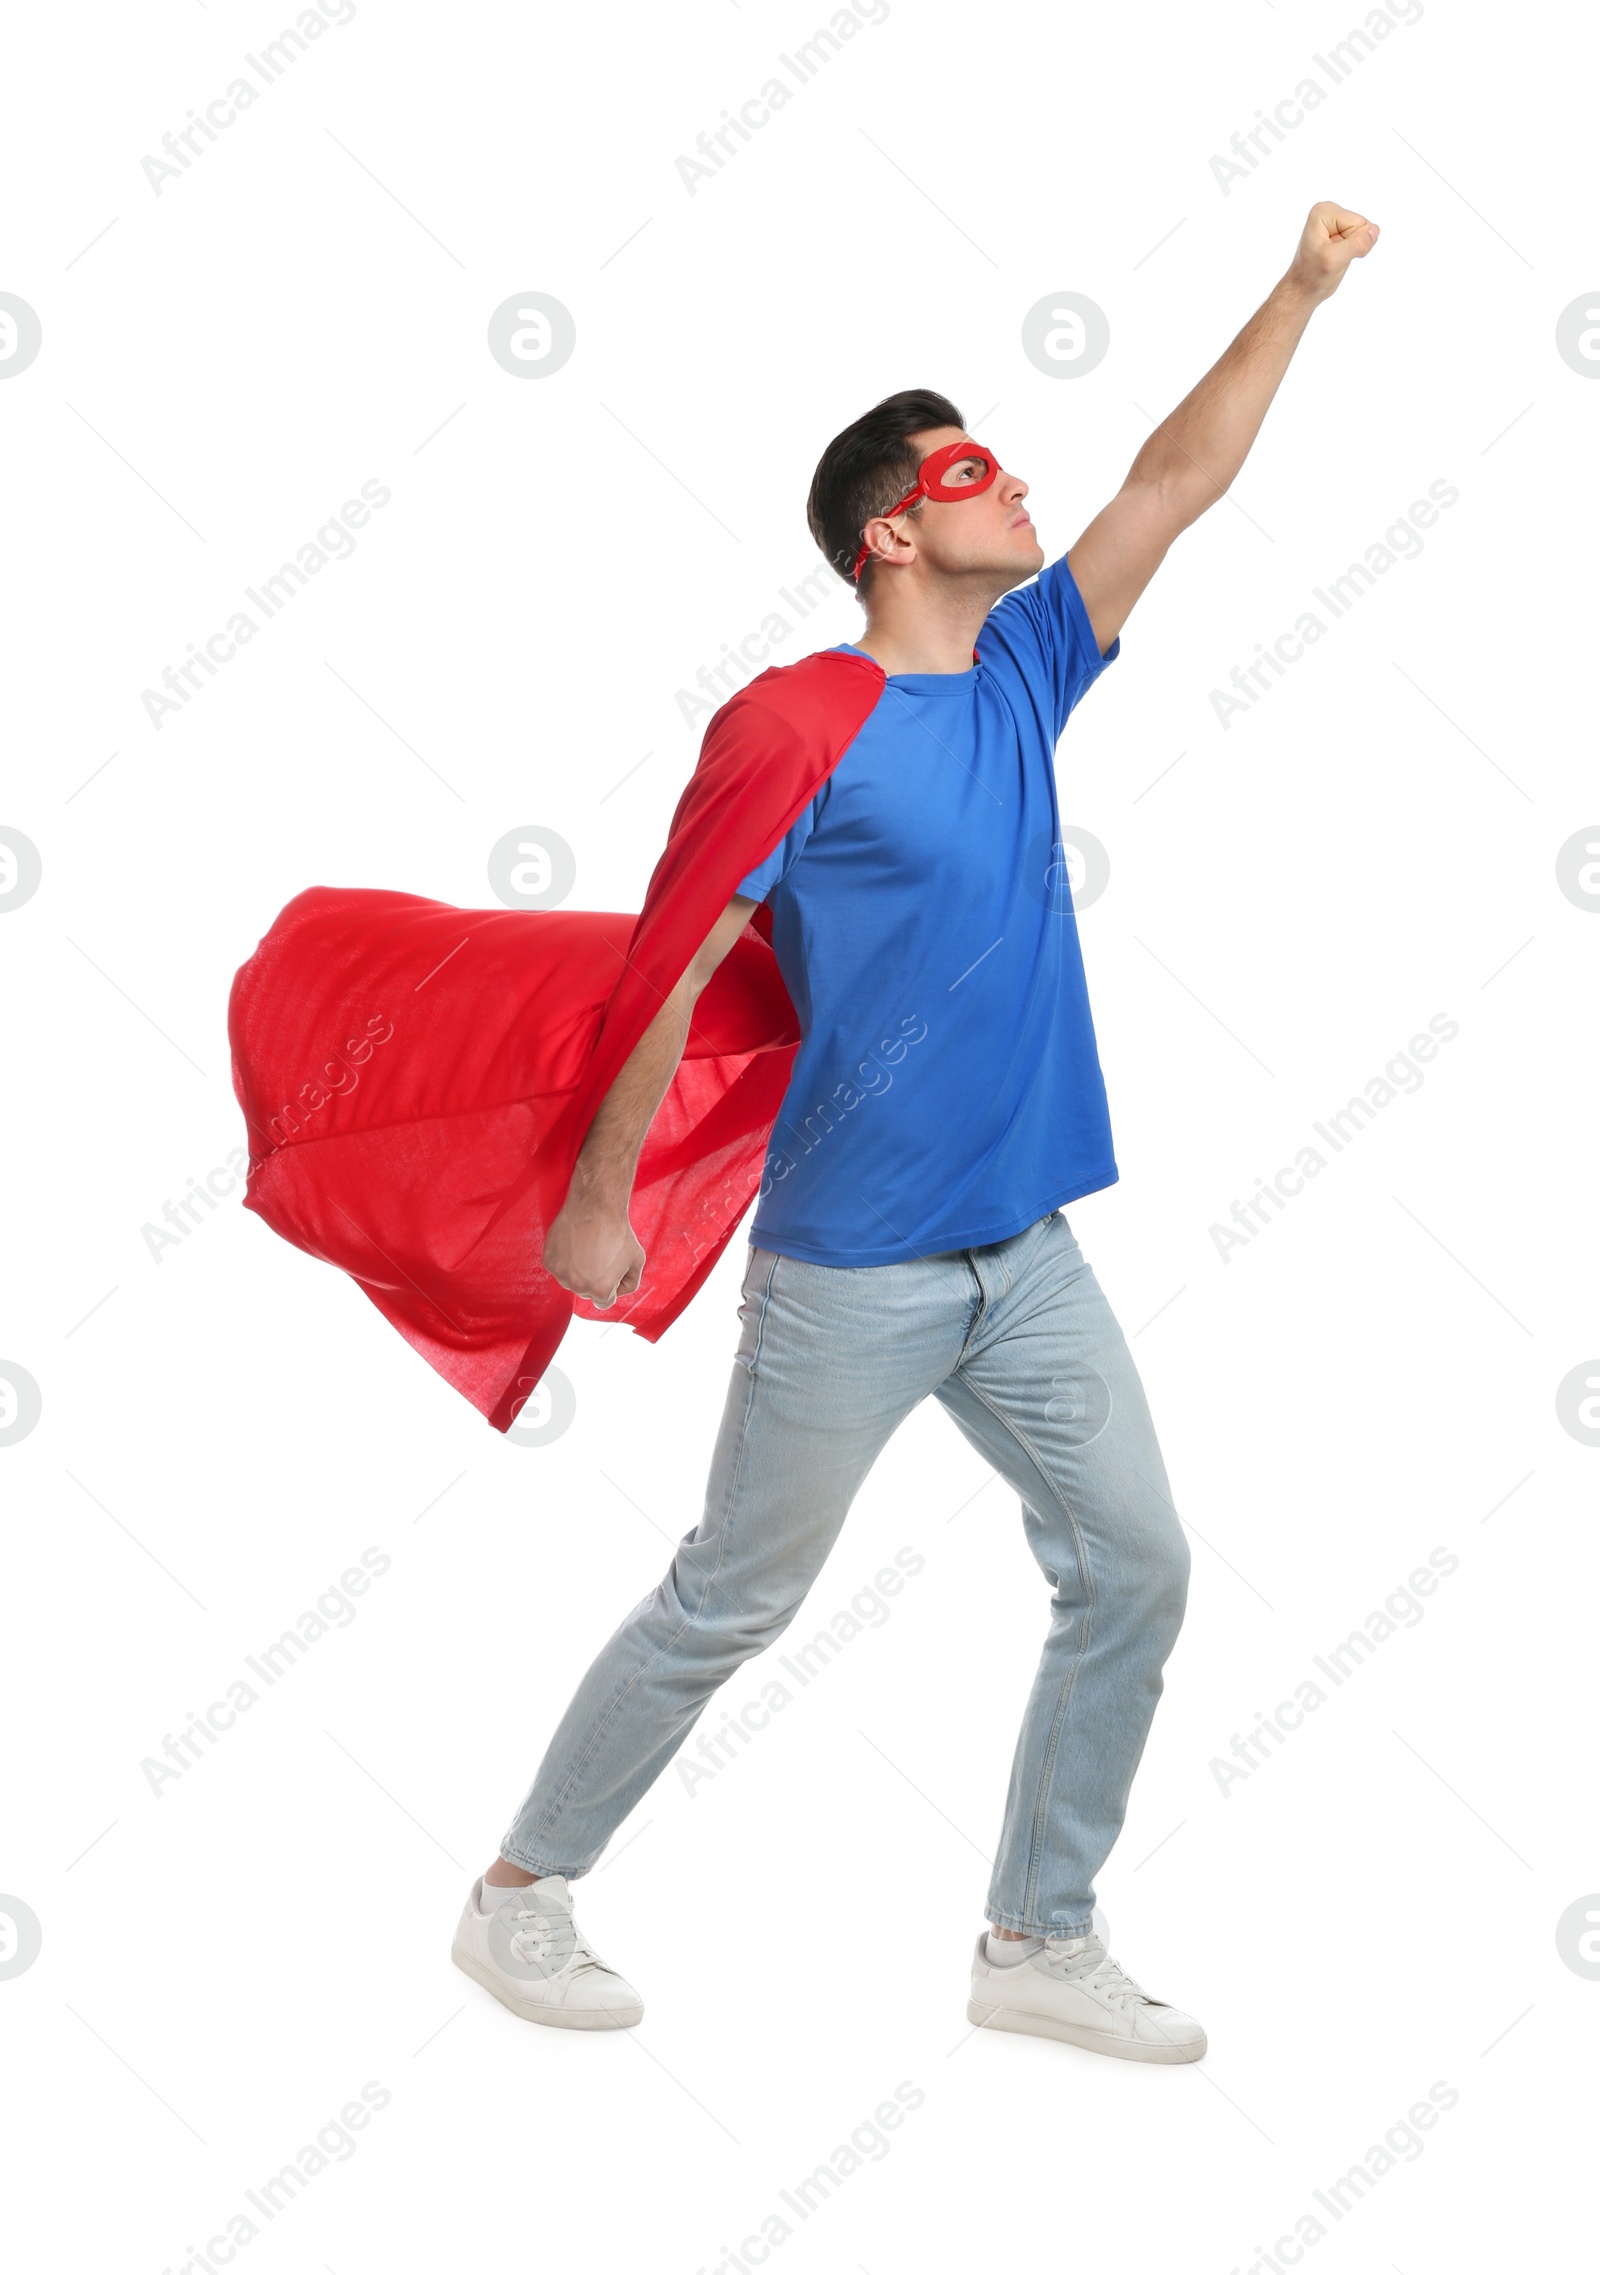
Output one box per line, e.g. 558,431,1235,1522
1285,201,1380,305
542,1183,645,1309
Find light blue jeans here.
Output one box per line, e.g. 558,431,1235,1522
502,1210,1189,1936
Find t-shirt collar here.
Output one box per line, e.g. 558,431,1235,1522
834,640,978,697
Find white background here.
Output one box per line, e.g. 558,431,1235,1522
2,0,1596,2269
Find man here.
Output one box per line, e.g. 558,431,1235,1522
451,202,1379,2058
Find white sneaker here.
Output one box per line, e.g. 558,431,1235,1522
968,1931,1206,2064
451,1876,644,2030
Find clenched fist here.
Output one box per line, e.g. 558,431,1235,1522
1288,201,1380,302
541,1196,645,1309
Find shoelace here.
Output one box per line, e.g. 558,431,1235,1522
509,1904,608,1982
1040,1937,1152,2011
508,1909,557,1965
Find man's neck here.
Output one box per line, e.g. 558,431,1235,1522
852,579,1006,677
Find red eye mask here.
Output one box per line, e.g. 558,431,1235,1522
851,440,1000,580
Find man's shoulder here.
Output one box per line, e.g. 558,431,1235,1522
705,646,885,748
661,646,885,889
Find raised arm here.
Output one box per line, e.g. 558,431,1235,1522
541,893,759,1308
1067,201,1380,655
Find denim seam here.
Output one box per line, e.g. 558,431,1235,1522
498,1850,589,1878
986,1909,1094,1938
955,1257,985,1361
958,1370,1096,1929
962,1213,1057,1359
523,1250,780,1857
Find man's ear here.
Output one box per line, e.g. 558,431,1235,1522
862,519,912,574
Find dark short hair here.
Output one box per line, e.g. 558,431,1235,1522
806,387,964,598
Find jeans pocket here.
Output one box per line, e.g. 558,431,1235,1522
736,1247,780,1369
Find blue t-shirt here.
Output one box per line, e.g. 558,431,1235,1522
734,554,1120,1266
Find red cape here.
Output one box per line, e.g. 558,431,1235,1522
227,648,886,1431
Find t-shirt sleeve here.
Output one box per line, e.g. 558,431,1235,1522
732,800,818,904
977,553,1120,739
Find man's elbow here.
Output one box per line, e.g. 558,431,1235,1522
682,957,716,1003
1173,445,1248,530
1127,466,1208,543
687,894,759,994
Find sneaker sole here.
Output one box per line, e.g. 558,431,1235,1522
452,1943,643,2030
967,1997,1205,2064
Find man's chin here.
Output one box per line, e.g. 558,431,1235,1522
989,543,1046,592
952,544,1046,601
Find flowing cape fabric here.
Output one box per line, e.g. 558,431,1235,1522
227,649,886,1432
